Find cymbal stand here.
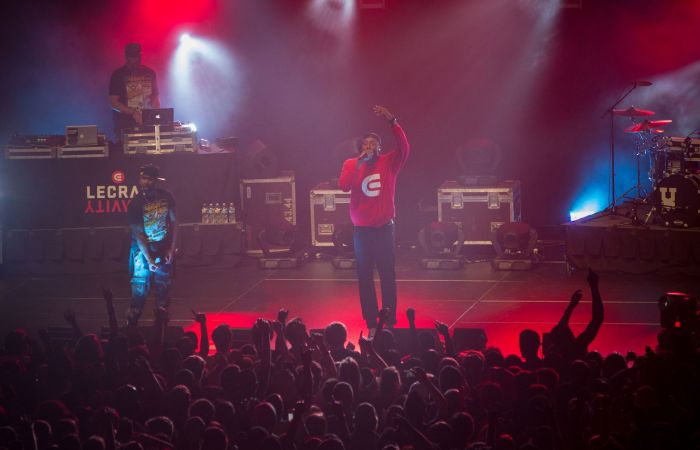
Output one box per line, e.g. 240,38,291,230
599,83,643,216
616,129,652,203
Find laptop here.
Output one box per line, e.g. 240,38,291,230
65,125,98,146
142,108,174,126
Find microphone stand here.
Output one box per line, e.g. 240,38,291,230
600,82,641,216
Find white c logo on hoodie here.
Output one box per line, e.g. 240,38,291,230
361,173,381,197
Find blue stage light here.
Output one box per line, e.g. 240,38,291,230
569,208,598,221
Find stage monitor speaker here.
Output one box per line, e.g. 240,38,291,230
452,328,487,351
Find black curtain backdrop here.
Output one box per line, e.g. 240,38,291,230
2,0,700,242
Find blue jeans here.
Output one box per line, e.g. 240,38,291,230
128,245,173,325
353,221,397,328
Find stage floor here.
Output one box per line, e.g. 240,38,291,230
1,252,697,357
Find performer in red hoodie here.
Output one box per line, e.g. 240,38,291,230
338,105,410,333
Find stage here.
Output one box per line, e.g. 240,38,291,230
1,249,696,358
565,201,700,275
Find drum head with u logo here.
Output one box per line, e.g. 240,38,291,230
653,174,700,227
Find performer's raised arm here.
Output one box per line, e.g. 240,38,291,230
373,105,410,170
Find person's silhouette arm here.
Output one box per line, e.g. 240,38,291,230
101,286,119,336
435,320,455,358
192,310,208,358
63,309,82,341
407,308,419,356
273,308,289,359
256,318,272,399
576,269,604,349
558,289,583,329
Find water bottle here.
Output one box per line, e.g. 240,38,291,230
207,203,215,224
201,203,208,224
228,202,236,223
214,203,222,224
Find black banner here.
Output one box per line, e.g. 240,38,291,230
0,147,238,229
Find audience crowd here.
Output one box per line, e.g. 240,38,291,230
0,269,698,450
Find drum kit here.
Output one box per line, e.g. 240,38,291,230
613,107,700,228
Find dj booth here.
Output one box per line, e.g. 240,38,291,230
0,145,243,274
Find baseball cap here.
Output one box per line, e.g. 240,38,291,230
139,164,166,181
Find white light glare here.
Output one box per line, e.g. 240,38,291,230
569,209,597,221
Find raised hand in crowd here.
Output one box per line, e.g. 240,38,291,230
434,320,449,337
273,308,289,359
359,330,388,369
406,307,416,328
101,286,119,335
571,289,583,307
311,331,337,378
300,345,314,402
435,319,456,358
282,400,309,450
550,268,604,362
411,366,447,415
377,307,391,331
407,307,420,355
63,308,82,340
278,307,289,325
191,309,209,357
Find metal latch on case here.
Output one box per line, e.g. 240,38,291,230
323,194,336,211
451,193,463,209
488,192,500,209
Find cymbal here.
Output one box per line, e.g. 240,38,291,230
612,107,655,117
624,119,672,133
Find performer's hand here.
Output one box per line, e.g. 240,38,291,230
373,105,394,121
148,262,159,272
356,151,372,167
165,249,175,264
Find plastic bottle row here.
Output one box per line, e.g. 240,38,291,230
201,203,236,224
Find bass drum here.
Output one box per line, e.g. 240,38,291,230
653,174,700,227
649,149,684,182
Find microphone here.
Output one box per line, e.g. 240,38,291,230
633,80,653,87
359,151,377,164
361,154,377,164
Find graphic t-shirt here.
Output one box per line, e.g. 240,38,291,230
109,64,159,135
127,188,174,244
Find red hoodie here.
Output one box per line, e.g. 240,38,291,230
338,124,410,227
